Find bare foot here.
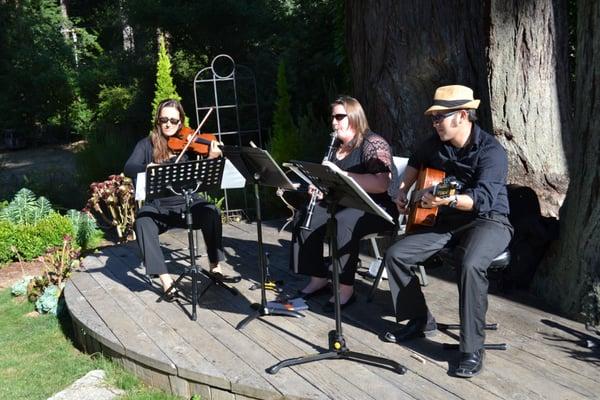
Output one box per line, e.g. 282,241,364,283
329,283,354,304
300,277,329,295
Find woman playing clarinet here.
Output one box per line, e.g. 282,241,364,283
290,95,398,312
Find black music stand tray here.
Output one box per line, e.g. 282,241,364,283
266,160,406,375
222,145,305,330
146,158,238,321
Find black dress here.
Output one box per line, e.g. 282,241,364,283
290,131,398,286
124,137,224,275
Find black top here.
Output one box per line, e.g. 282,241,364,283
408,124,510,217
332,130,398,220
124,136,196,208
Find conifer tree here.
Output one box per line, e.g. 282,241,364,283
269,60,301,163
151,34,182,125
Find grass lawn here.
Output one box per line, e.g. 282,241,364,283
0,288,182,400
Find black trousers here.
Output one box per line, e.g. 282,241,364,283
383,214,512,353
290,202,396,286
134,198,224,275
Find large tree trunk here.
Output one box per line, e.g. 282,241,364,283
488,0,571,216
345,0,570,215
533,0,600,320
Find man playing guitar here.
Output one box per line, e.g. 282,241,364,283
382,85,513,378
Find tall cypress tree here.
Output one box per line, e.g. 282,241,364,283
269,60,301,163
150,34,182,125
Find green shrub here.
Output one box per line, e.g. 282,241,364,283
7,213,73,262
67,209,103,250
0,188,52,225
0,221,15,264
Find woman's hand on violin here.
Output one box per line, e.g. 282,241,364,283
207,140,223,159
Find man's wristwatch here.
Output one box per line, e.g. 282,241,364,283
448,195,458,208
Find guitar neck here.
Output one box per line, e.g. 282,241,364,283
409,183,457,204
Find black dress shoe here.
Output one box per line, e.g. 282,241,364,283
296,283,330,300
455,349,485,378
383,316,438,343
322,294,357,313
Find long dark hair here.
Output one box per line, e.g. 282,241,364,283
151,99,185,163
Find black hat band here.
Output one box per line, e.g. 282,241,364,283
433,99,472,107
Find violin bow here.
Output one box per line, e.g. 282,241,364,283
174,107,215,163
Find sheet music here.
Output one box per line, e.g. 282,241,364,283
283,163,317,189
289,161,394,224
221,158,246,189
135,172,146,201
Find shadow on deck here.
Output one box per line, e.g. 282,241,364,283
64,221,600,400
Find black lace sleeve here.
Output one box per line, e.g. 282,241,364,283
361,133,392,174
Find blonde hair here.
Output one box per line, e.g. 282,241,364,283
331,95,370,150
151,99,186,163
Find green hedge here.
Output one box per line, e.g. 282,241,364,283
0,213,74,264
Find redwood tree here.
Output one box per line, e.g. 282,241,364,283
345,0,570,215
533,0,600,321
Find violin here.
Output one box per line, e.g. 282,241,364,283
167,126,217,157
166,108,220,163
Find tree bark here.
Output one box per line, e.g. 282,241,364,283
533,0,600,319
345,0,570,215
488,0,571,216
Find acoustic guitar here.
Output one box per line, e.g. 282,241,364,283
405,167,461,232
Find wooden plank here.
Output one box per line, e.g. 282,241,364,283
84,254,230,391
218,257,472,400
63,280,124,355
402,279,596,400
100,246,290,400
234,273,500,400
71,260,177,375
74,223,600,400
236,223,600,399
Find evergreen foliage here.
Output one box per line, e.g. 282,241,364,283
269,61,302,164
67,209,103,250
0,0,76,132
151,34,182,125
0,189,52,225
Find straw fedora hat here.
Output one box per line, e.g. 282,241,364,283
424,85,480,115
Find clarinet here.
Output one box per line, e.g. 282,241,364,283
300,132,338,230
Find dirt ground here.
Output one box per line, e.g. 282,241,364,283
0,261,45,290
0,141,82,175
0,141,86,290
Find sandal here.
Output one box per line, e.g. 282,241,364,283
297,282,330,300
162,287,180,303
206,270,242,283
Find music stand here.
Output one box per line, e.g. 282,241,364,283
222,145,305,330
267,160,406,375
146,158,238,321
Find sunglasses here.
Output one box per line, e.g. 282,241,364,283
431,110,460,124
158,117,180,125
332,113,348,121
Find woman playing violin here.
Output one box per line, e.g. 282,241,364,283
124,99,237,299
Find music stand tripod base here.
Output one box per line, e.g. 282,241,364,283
222,145,304,330
266,161,406,376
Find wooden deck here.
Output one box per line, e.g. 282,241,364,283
64,220,600,400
